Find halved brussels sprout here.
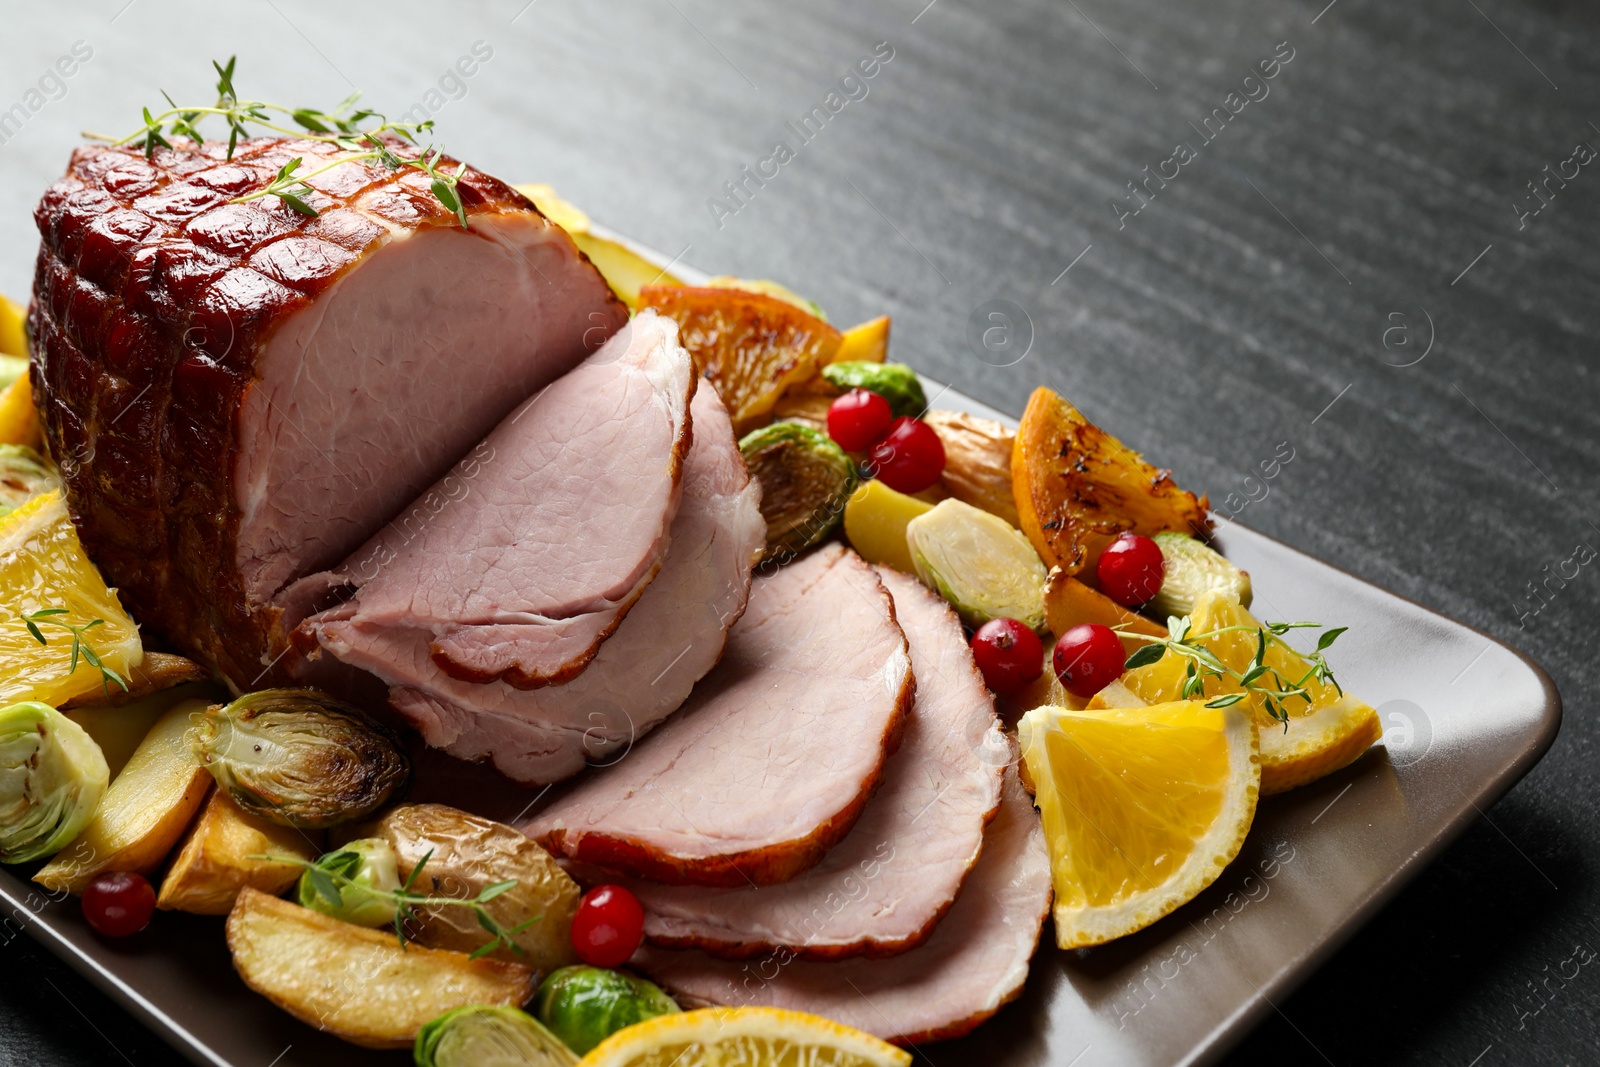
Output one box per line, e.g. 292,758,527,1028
535,965,680,1056
415,1005,577,1066
820,361,927,418
0,445,61,518
187,689,409,829
0,700,109,863
298,838,401,927
1148,532,1252,619
906,499,1048,632
739,422,857,560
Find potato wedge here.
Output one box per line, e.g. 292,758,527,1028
226,887,536,1050
35,698,212,894
0,292,27,358
923,409,1019,526
158,789,322,915
1012,387,1210,573
0,374,41,449
60,652,212,711
356,804,580,970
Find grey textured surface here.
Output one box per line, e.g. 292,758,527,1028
0,0,1595,1064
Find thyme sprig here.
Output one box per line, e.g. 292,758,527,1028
260,847,540,960
21,608,130,696
92,57,468,227
1118,615,1347,730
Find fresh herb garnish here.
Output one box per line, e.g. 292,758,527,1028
21,607,130,696
1118,615,1346,730
260,847,540,960
90,56,468,227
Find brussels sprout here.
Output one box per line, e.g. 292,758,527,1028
906,499,1048,632
415,1005,577,1067
820,361,927,418
738,422,857,560
0,701,109,863
298,837,402,927
0,445,62,518
187,688,409,829
1147,532,1252,619
535,965,680,1055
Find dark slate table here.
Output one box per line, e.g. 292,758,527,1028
1,1,1596,1063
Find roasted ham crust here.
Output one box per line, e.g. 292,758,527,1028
29,137,622,686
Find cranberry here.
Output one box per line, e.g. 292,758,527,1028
827,389,893,452
571,883,645,967
867,416,945,494
1096,533,1165,607
82,872,156,938
1053,623,1126,698
970,618,1044,696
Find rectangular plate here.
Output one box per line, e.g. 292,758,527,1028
0,231,1560,1067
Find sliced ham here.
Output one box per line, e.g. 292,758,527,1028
634,770,1051,1045
522,545,913,887
30,137,626,687
632,566,1005,959
308,383,764,785
297,310,695,690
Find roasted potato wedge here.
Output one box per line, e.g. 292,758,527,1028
60,652,212,711
791,315,890,395
64,681,221,780
1012,387,1210,573
0,374,41,449
924,409,1019,526
355,804,581,970
227,887,536,1050
638,285,842,434
767,393,834,432
157,789,322,915
35,698,213,894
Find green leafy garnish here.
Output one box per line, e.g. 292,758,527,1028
1116,616,1347,731
92,56,468,227
21,607,129,696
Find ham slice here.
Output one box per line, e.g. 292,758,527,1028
632,566,1005,959
307,383,764,785
634,770,1052,1045
298,310,695,690
29,137,626,687
522,545,913,886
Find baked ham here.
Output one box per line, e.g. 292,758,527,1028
522,544,913,886
634,769,1052,1045
29,137,626,686
631,566,1005,959
306,381,764,785
295,309,695,692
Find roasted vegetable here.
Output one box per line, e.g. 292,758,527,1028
1147,532,1252,618
0,701,108,863
226,887,537,1050
1012,387,1210,574
842,479,933,574
1042,569,1167,653
416,1005,577,1067
922,410,1018,526
638,285,843,434
35,699,212,893
819,361,927,418
0,375,40,449
836,315,889,364
738,422,857,559
299,838,402,927
766,393,833,432
60,652,211,712
0,293,26,359
188,688,409,829
157,788,320,915
358,804,582,970
906,499,1048,631
535,965,680,1056
0,445,60,518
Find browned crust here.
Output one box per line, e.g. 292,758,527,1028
429,368,700,691
539,553,913,887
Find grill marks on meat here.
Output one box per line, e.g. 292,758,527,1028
522,544,913,887
634,770,1052,1045
307,382,764,785
300,311,695,691
631,566,1005,960
30,138,625,686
